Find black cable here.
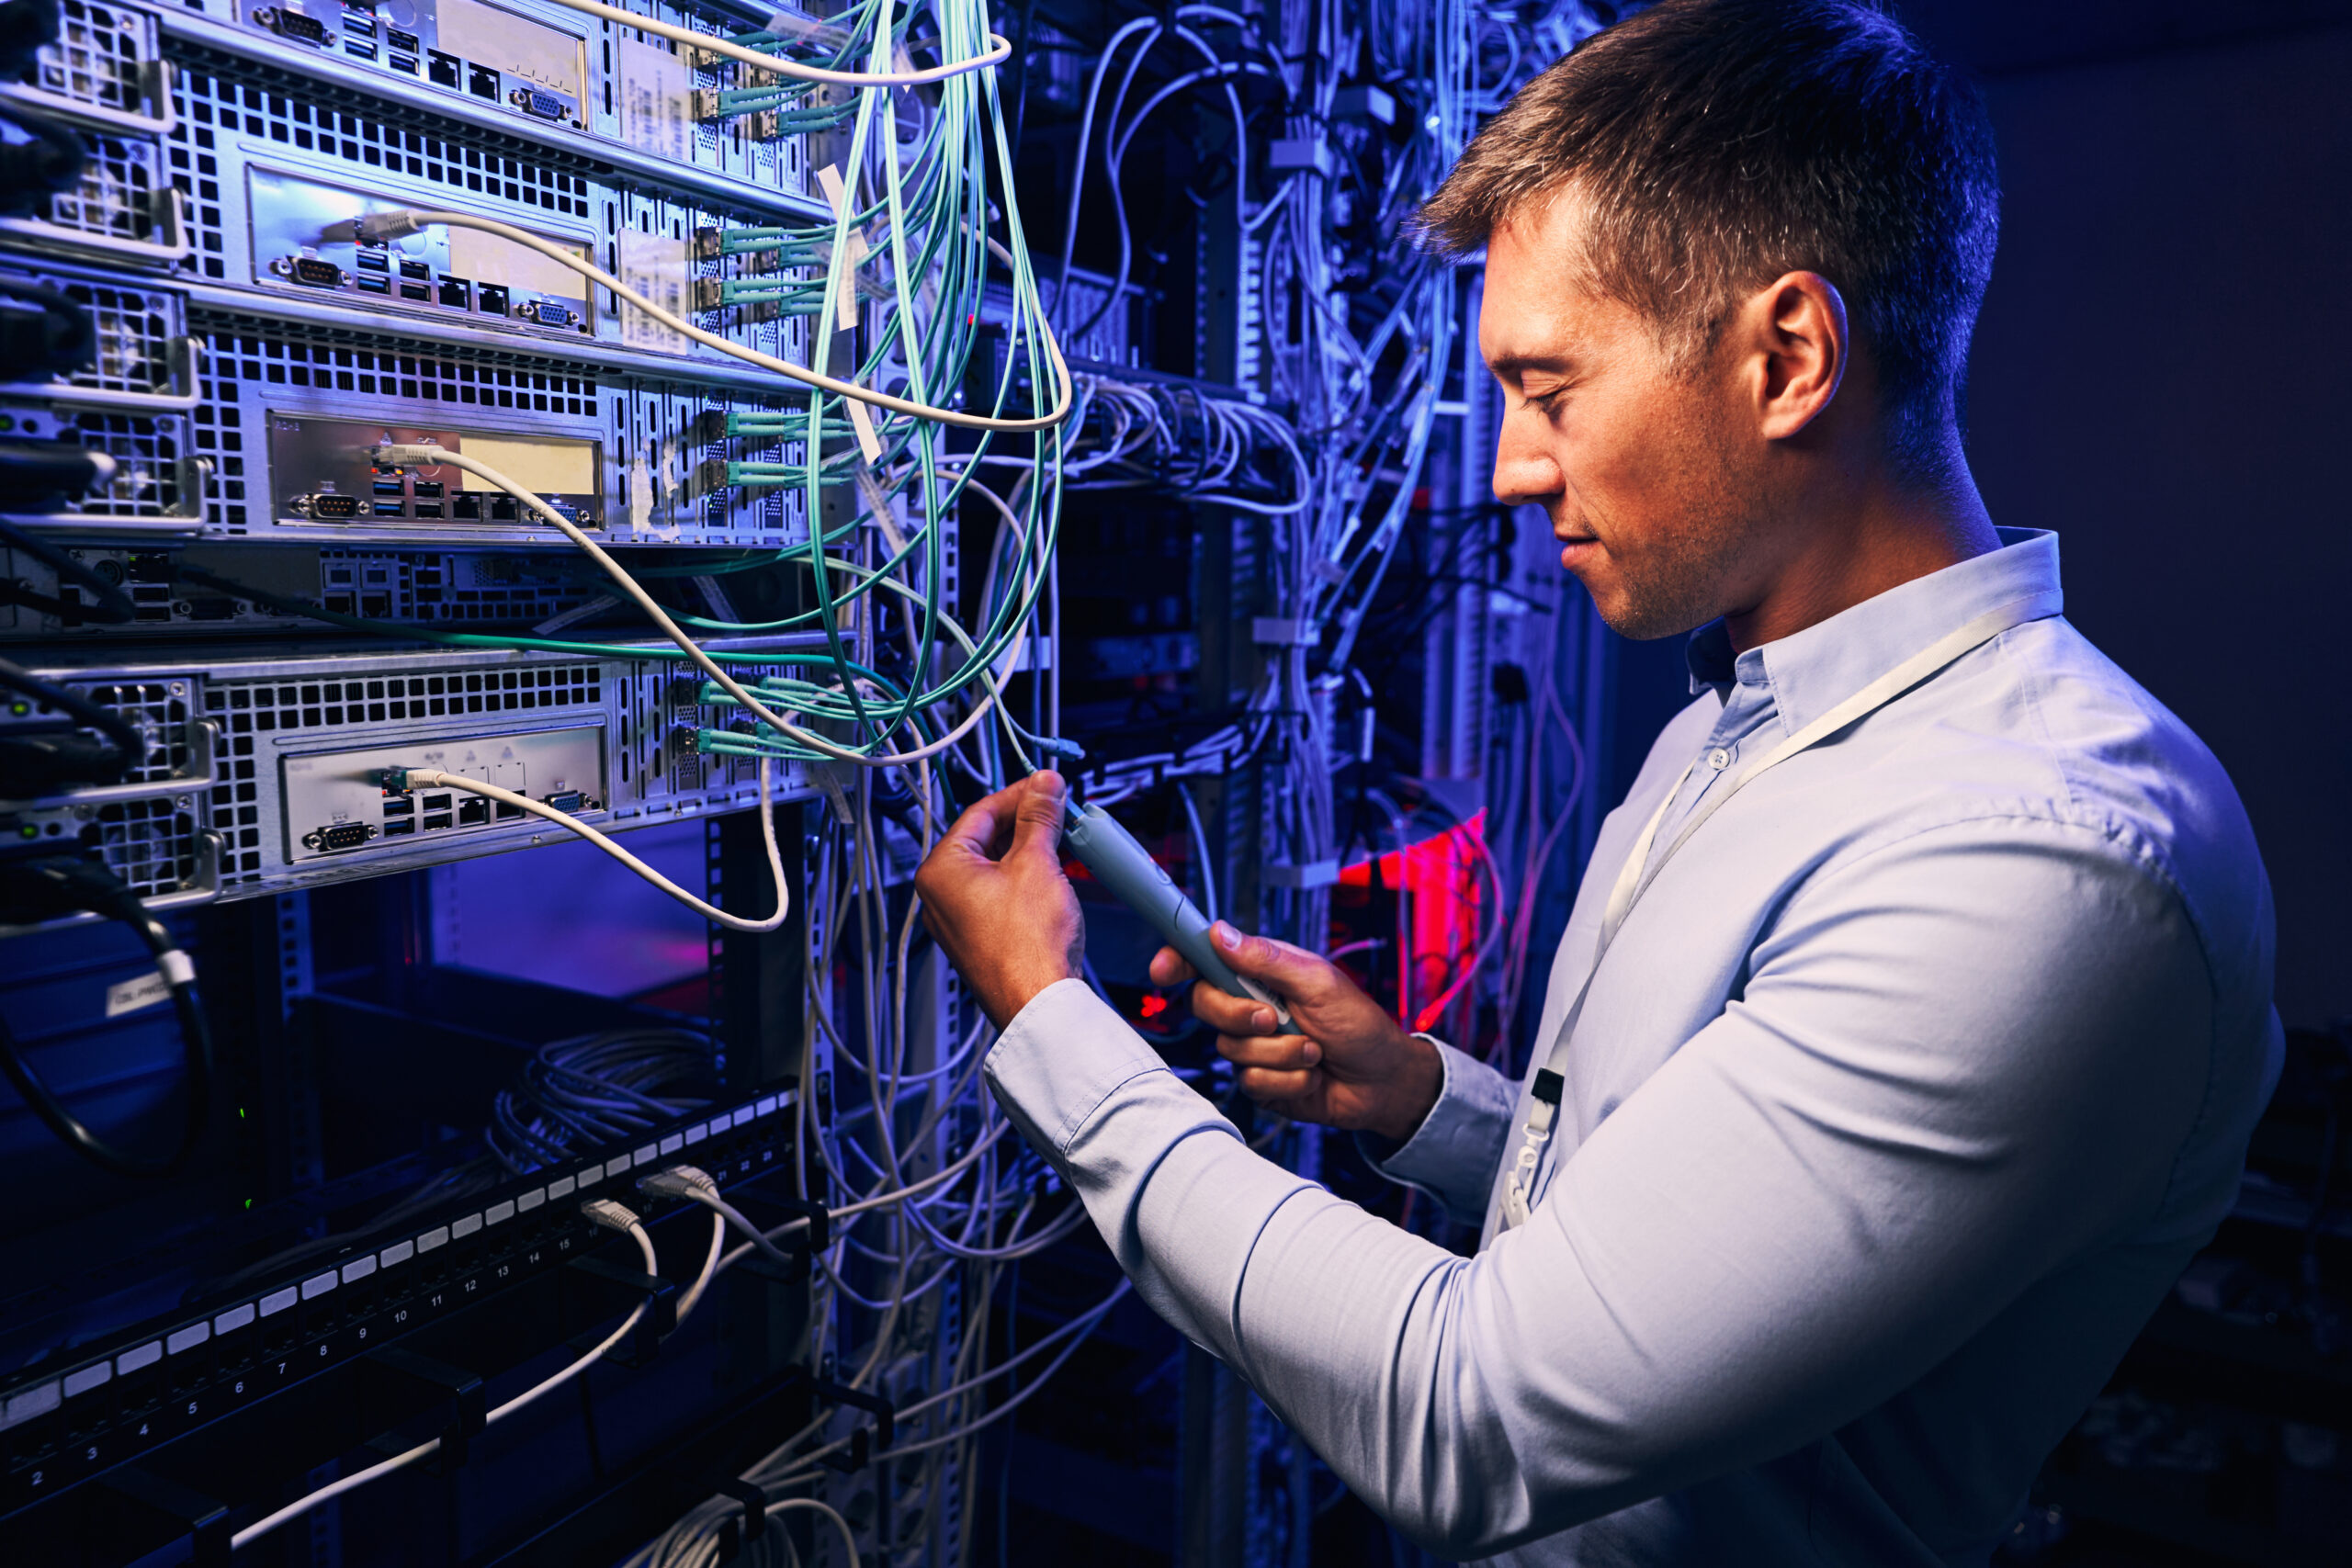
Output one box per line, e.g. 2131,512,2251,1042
0,856,213,1177
0,653,146,760
0,273,96,370
0,96,85,219
0,516,137,623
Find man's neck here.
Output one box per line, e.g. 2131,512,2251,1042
1722,459,2001,653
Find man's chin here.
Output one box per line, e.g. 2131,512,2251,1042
1577,571,1710,642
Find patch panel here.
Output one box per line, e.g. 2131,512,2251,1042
0,1087,801,1520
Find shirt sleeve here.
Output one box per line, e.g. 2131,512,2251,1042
1355,1036,1521,1219
981,817,2217,1558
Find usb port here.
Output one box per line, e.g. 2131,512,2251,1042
413,502,444,518
386,27,418,51
388,51,417,73
356,274,389,293
354,251,389,272
372,479,404,496
399,259,430,280
422,812,452,830
383,818,414,837
344,39,377,59
422,794,451,811
381,796,413,817
412,480,444,498
400,284,430,300
344,15,375,36
457,798,488,826
372,501,404,517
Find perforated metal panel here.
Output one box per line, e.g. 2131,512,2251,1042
35,0,162,118
48,130,170,247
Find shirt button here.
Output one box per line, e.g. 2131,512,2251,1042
1708,747,1732,771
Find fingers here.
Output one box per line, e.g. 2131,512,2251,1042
1005,771,1068,868
935,772,1065,867
1190,980,1280,1037
1208,922,1340,1004
1213,1034,1326,1109
1218,1032,1321,1072
1148,945,1197,987
1235,1064,1320,1106
933,793,1008,863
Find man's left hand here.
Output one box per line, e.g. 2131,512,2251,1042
915,771,1084,1028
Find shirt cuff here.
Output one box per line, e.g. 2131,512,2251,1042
984,977,1171,1160
1360,1037,1518,1220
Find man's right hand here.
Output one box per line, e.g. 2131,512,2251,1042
1149,925,1442,1144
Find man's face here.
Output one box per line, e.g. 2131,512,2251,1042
1481,196,1774,640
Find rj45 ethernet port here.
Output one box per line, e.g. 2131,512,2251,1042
457,798,488,826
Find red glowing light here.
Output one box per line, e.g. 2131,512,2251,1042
1139,994,1170,1020
1337,811,1488,1034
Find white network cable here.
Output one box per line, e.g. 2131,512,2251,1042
349,211,1072,434
231,1201,670,1550
389,759,787,932
371,445,1009,772
535,0,1004,89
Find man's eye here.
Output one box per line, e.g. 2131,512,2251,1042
1528,389,1567,415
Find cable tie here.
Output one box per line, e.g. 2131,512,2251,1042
155,949,196,987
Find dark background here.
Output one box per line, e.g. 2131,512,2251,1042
1604,0,2352,1030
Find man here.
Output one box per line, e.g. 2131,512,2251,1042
915,1,2282,1561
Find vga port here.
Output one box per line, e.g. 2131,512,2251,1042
290,256,344,288
254,6,331,45
302,822,378,852
299,493,363,519
518,300,573,328
509,86,568,121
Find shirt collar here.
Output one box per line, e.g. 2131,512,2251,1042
1684,527,2064,736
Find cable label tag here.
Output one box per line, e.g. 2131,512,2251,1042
843,396,883,463
105,970,172,1019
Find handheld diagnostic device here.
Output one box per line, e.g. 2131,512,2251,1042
1060,801,1301,1035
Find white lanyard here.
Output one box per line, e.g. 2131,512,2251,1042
1495,591,2063,1233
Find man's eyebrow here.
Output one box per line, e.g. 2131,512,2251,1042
1486,353,1574,380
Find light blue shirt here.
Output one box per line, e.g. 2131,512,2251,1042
985,529,2281,1565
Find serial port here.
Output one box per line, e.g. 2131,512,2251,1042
301,822,377,852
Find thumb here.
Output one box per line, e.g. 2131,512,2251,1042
1005,771,1069,868
1211,923,1334,999
934,794,1005,863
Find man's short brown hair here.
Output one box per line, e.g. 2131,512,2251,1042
1420,0,1999,462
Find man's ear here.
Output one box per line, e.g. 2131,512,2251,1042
1738,270,1848,442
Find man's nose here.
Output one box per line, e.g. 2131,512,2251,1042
1492,420,1563,507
